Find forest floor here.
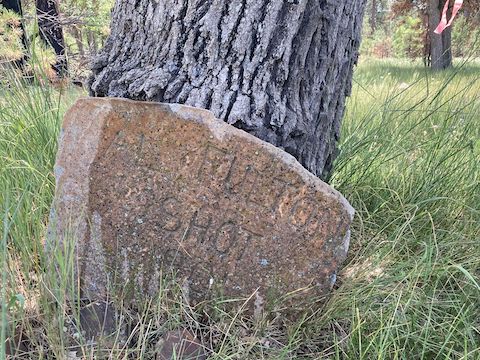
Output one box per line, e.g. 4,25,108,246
1,58,479,359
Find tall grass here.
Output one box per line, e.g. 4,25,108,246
0,58,479,359
329,58,480,359
0,69,78,359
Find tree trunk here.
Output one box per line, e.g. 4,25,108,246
87,30,98,54
1,0,29,67
36,0,68,76
370,0,377,34
70,26,85,57
89,0,367,180
428,0,453,70
423,13,431,67
87,0,99,54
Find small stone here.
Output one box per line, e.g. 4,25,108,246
259,259,269,266
78,302,119,344
155,330,206,360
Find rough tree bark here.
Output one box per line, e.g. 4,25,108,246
428,0,452,70
89,0,367,180
36,0,68,76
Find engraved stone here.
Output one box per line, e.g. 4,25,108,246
49,98,354,306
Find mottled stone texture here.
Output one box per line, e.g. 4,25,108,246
156,330,206,360
88,0,367,179
50,98,354,305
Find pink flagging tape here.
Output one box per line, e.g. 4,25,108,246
434,0,464,34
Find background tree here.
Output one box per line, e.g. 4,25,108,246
89,0,368,180
1,0,113,80
36,0,67,76
368,0,390,34
370,0,378,34
61,0,112,55
361,0,393,58
392,0,480,69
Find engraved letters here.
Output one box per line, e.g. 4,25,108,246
198,144,235,187
137,143,334,257
158,197,182,232
212,221,238,254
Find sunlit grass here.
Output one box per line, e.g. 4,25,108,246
329,58,480,359
0,58,479,359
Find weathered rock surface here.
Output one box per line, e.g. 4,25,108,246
78,302,119,343
49,98,354,305
156,330,206,360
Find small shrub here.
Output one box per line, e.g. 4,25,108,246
392,15,424,59
0,6,24,61
452,14,480,58
360,28,393,58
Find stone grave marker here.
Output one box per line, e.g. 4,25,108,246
49,98,354,306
